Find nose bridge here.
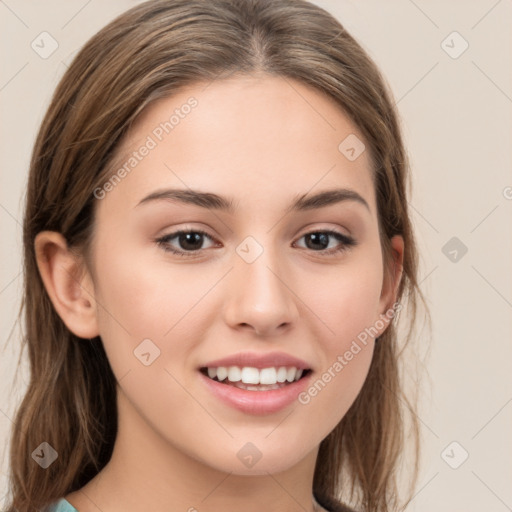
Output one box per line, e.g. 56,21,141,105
223,234,299,334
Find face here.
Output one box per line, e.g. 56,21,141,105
86,75,400,476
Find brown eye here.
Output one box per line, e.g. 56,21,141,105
156,229,216,256
295,230,356,256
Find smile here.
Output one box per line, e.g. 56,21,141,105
199,366,313,415
200,365,311,390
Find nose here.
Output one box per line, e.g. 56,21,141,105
223,247,299,337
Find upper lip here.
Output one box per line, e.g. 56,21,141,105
201,351,311,370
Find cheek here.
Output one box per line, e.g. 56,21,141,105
296,307,378,441
305,249,384,347
90,237,229,387
93,238,210,336
90,248,215,436
298,340,374,444
90,241,171,371
295,250,382,423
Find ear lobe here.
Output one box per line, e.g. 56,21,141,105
34,231,99,339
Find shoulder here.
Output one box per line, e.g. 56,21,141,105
45,498,79,512
314,491,359,512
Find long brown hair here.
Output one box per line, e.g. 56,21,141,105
5,1,427,510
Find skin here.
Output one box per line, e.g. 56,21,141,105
35,75,403,512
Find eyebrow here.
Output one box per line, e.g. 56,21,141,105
135,187,370,213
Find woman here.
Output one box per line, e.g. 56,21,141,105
5,1,424,511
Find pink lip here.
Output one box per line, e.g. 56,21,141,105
200,351,311,370
199,370,312,415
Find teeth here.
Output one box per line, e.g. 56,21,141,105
259,367,276,385
241,367,260,384
205,365,306,385
276,367,288,383
227,366,241,382
216,366,228,381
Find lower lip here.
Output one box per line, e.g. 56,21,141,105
199,371,312,415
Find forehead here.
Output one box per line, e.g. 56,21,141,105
97,75,375,216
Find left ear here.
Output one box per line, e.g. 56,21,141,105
378,234,404,318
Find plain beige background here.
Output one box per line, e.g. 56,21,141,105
1,1,511,510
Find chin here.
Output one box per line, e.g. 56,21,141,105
194,441,313,477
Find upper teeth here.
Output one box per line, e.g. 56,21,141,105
207,366,304,385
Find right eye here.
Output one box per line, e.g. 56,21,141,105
155,229,218,257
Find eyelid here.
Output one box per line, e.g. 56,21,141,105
293,228,356,254
155,227,218,257
155,225,356,257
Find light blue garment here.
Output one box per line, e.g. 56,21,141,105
47,498,79,512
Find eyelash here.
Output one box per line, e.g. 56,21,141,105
155,228,356,258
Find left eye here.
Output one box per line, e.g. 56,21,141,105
294,230,356,255
155,229,356,257
156,229,216,256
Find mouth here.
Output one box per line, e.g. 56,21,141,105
199,365,312,391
